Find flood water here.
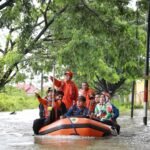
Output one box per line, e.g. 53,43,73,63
0,109,150,150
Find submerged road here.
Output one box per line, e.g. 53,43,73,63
0,109,150,150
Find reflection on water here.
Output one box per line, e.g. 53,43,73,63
0,109,150,150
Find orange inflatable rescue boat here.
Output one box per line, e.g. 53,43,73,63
38,117,116,137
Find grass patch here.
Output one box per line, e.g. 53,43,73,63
0,86,38,112
111,99,143,113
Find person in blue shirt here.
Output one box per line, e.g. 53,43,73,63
111,104,119,121
65,96,89,117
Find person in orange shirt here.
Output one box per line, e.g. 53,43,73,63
79,82,95,109
33,90,67,135
33,90,55,135
50,71,78,109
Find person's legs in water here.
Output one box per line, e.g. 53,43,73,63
103,119,120,135
113,120,120,134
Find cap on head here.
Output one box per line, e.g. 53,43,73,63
64,71,73,77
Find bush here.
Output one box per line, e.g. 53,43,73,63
0,86,38,112
111,98,143,113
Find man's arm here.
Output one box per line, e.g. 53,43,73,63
64,107,73,117
35,92,47,105
50,76,62,87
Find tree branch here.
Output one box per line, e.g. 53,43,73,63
1,62,19,86
24,5,68,54
35,20,45,27
0,0,15,10
4,28,15,54
41,0,52,26
45,0,51,12
0,49,4,54
32,5,68,46
10,39,16,50
81,0,99,17
4,37,10,54
0,4,68,88
81,0,106,25
5,69,18,84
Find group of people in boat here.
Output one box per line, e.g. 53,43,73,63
33,70,120,135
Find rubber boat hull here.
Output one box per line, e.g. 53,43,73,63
39,117,113,137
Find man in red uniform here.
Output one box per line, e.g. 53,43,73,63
79,82,95,109
50,71,78,109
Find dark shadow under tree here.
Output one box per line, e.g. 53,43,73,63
94,75,126,97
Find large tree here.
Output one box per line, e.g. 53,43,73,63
0,0,67,90
0,0,147,93
49,0,146,86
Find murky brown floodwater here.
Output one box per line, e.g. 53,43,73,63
0,109,150,150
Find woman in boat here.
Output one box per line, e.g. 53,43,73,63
102,91,120,134
64,96,89,117
102,91,119,121
94,94,113,121
95,93,100,105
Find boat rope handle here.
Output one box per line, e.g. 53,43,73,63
67,117,79,135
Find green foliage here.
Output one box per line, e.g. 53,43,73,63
48,0,146,87
3,51,22,66
0,86,38,111
0,0,68,89
14,73,27,83
111,98,143,114
0,0,147,95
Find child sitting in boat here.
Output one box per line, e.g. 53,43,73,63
64,96,89,117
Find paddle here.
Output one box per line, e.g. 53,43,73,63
52,60,56,108
46,60,57,123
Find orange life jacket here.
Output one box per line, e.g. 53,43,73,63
50,77,78,109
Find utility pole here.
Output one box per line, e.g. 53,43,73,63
131,81,135,118
143,0,150,125
131,1,139,118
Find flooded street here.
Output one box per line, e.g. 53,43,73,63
0,109,150,150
